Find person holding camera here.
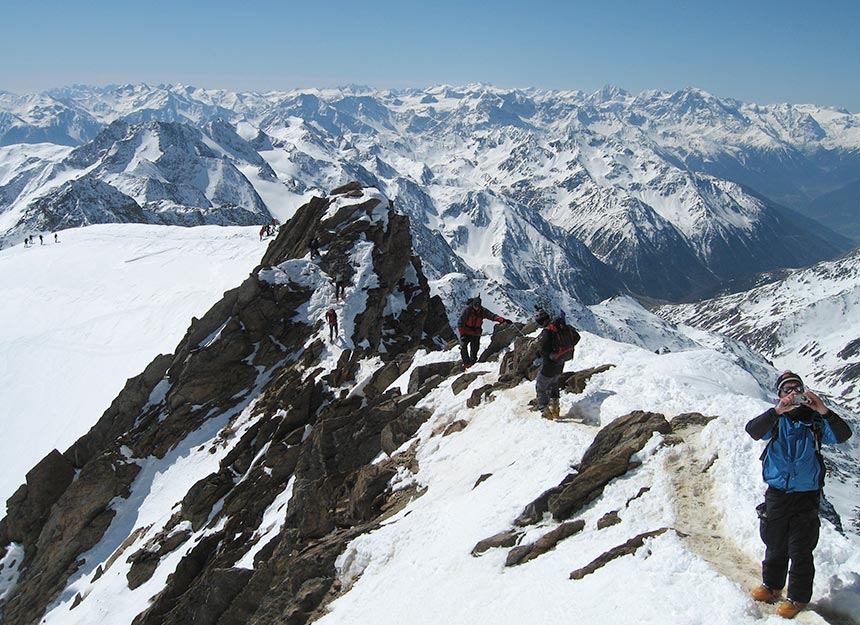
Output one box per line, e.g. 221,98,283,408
745,371,852,619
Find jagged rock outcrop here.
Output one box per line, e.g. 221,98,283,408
0,184,455,625
515,411,672,525
470,410,673,566
568,528,670,580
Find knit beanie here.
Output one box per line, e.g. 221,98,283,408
775,371,804,392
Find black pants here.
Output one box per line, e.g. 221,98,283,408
460,335,480,366
759,487,820,603
535,371,560,408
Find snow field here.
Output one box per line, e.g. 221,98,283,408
0,224,266,506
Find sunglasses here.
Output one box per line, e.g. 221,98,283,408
779,384,804,395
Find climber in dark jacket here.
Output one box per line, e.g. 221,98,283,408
457,296,506,368
534,309,580,420
745,370,852,618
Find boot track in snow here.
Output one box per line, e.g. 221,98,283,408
666,421,846,625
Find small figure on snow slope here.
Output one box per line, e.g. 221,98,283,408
745,370,852,619
457,296,507,369
325,307,338,344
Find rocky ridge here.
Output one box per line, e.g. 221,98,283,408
0,183,456,624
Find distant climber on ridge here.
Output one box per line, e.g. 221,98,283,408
325,307,338,344
745,370,852,619
457,296,507,369
333,269,350,301
533,308,580,420
309,236,321,259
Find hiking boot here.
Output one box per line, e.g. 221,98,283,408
775,600,807,619
751,584,781,602
541,406,557,420
549,399,560,420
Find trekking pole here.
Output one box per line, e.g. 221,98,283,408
508,320,529,339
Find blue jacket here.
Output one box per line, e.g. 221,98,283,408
746,405,852,493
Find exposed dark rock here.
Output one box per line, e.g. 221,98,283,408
165,568,255,625
569,528,669,580
467,384,496,408
498,335,541,384
471,530,520,556
560,364,615,393
473,473,492,488
364,359,408,399
1,451,141,625
380,407,432,455
407,361,458,394
669,412,717,429
504,520,586,566
181,472,235,531
330,181,363,195
578,411,672,468
478,322,524,363
3,449,76,545
628,487,650,505
131,531,227,625
452,372,481,395
442,420,469,436
344,464,398,525
597,511,621,529
127,529,192,590
515,411,671,525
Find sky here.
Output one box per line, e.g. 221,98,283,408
1,0,859,111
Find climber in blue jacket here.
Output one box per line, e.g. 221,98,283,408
745,370,852,619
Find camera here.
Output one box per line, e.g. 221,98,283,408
791,393,810,405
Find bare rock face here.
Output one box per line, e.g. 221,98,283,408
3,450,75,545
3,450,141,625
516,411,672,525
0,185,455,625
504,520,586,566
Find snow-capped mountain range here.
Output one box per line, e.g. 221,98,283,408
657,247,860,415
1,84,856,302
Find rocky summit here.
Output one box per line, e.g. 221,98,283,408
0,183,461,625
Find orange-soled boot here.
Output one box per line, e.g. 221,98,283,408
751,584,781,602
776,600,807,619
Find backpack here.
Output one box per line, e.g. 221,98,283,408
548,320,580,362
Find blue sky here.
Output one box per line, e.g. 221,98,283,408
2,0,858,111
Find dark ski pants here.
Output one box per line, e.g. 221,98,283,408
460,335,480,366
328,324,337,342
535,372,560,409
759,487,820,603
